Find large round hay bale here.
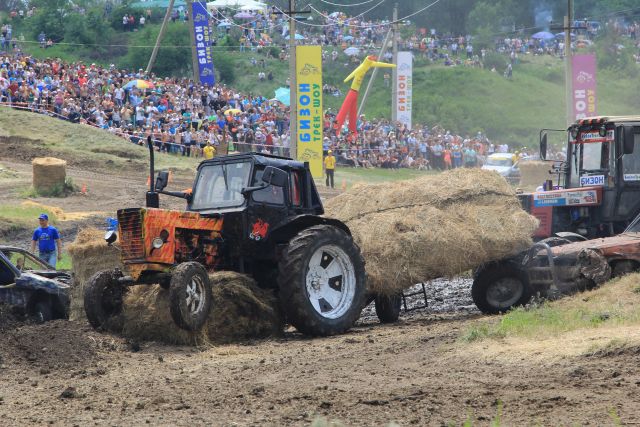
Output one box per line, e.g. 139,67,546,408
120,271,283,345
519,161,551,190
324,168,539,296
32,157,67,193
67,228,122,322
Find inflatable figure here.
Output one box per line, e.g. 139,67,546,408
334,55,396,138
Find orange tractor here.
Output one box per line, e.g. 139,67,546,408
84,143,378,336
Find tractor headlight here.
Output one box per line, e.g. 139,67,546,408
152,237,164,249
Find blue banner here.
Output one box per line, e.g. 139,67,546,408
191,2,215,85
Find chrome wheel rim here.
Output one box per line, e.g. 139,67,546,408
305,244,356,319
486,278,523,310
185,276,205,315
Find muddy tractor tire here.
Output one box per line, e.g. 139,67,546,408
374,293,402,324
472,263,532,315
278,225,366,336
169,262,212,331
84,269,126,330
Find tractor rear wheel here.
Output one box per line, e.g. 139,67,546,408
374,293,402,323
278,225,366,336
169,262,212,331
472,263,531,314
84,269,126,330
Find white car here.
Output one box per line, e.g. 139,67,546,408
482,153,521,184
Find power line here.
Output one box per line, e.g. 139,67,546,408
318,0,378,7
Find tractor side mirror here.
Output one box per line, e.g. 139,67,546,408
155,170,170,191
262,166,287,187
623,126,636,155
104,230,117,245
539,133,548,161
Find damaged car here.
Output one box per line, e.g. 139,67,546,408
0,246,72,322
472,214,640,314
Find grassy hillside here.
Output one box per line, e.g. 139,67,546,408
0,108,199,172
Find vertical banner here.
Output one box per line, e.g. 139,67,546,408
191,1,215,85
396,51,413,129
295,45,323,178
572,54,597,120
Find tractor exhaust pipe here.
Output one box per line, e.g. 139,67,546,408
146,136,159,208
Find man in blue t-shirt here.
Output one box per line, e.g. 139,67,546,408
30,214,61,268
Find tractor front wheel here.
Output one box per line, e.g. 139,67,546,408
278,225,366,336
169,262,212,331
84,269,126,330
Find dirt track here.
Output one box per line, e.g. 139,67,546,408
2,156,640,425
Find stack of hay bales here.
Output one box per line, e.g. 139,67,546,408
519,161,552,190
120,272,283,345
32,157,66,194
324,168,539,296
67,228,122,322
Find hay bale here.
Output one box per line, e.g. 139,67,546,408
324,168,539,296
67,228,121,322
519,161,551,190
120,272,283,345
32,157,66,193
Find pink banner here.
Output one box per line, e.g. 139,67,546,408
572,54,597,120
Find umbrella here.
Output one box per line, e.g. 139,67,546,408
285,33,306,40
274,87,290,106
344,46,360,56
234,12,254,19
217,21,232,28
225,108,243,115
555,32,576,37
343,35,354,41
531,31,555,40
123,80,155,90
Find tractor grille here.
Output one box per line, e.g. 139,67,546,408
118,209,144,260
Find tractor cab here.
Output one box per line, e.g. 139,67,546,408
524,116,640,239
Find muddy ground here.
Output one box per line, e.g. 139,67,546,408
1,155,640,426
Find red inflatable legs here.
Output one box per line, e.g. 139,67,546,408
334,89,359,138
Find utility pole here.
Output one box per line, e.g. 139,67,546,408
358,28,392,116
289,0,297,160
564,0,573,126
187,0,199,83
391,3,398,122
146,0,175,74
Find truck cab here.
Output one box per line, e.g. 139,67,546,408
521,116,640,239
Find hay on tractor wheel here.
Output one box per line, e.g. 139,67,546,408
519,161,551,190
67,228,122,322
323,168,539,296
120,271,283,345
32,157,66,193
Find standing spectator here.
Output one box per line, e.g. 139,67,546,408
324,149,336,188
30,214,62,268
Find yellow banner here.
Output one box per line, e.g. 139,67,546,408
295,45,323,178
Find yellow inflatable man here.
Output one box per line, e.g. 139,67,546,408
334,55,396,138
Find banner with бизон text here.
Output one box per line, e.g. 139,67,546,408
192,1,215,86
295,45,323,178
572,54,597,120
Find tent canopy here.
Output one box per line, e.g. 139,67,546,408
207,0,266,8
131,0,187,8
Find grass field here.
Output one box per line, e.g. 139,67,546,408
461,273,640,357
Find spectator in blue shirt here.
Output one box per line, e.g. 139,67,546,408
30,214,61,268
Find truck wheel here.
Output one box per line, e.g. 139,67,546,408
34,300,52,324
169,262,212,331
278,225,366,336
472,263,531,315
374,293,402,323
84,269,126,330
